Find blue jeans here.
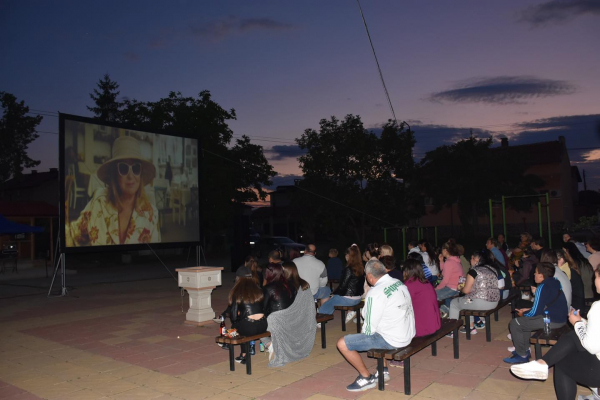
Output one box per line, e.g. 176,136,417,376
344,332,395,352
436,286,459,311
313,286,332,300
319,295,361,315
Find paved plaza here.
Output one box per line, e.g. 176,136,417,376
0,263,594,400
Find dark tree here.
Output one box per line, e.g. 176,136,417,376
295,115,415,243
88,74,122,121
0,92,42,182
417,135,544,237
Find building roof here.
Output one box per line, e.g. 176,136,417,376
1,169,58,191
495,139,565,166
0,201,58,217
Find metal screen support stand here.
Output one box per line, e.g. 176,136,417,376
48,239,68,297
196,245,207,266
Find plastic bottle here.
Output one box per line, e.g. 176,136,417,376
543,311,551,335
259,342,265,352
219,316,227,337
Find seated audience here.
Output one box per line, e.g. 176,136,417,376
403,259,441,337
319,245,365,315
449,250,500,335
436,241,465,316
406,252,437,285
381,255,402,281
228,269,267,364
265,262,316,367
326,248,344,281
497,233,509,252
336,259,415,391
294,244,331,303
510,268,600,400
456,243,471,276
513,248,538,287
531,237,546,262
263,263,296,316
245,255,263,288
563,233,590,260
487,237,506,267
564,241,595,302
504,262,568,364
419,240,439,276
586,237,600,270
557,249,585,312
540,249,572,309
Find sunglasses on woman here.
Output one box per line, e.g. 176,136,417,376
117,162,142,177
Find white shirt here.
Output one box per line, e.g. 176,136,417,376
361,274,416,348
293,254,328,296
575,301,600,360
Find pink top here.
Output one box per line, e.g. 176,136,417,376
405,278,441,337
436,256,464,291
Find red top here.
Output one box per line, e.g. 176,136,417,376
405,278,441,337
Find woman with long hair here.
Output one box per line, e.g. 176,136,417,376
403,259,441,337
418,240,439,276
263,263,296,316
228,271,267,364
557,249,585,312
66,136,159,246
436,241,465,316
319,245,365,315
282,261,310,292
510,269,600,400
449,250,500,335
245,255,263,288
564,241,595,303
363,243,380,262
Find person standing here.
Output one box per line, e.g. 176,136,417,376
336,260,415,391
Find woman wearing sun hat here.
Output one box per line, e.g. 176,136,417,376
66,135,160,246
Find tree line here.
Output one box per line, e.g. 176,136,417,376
1,75,543,244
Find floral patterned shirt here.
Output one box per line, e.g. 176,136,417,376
66,188,160,247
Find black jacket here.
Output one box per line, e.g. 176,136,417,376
230,298,264,324
333,267,365,297
263,281,296,316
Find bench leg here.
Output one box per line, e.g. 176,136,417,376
464,316,471,340
511,298,517,319
485,315,491,342
404,357,411,395
356,314,361,333
245,343,252,375
341,310,346,332
377,358,385,391
321,321,327,349
229,344,235,371
431,341,437,357
453,327,460,359
535,342,542,359
494,310,499,322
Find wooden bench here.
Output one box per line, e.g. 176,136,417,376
367,318,463,394
530,324,572,359
334,301,364,333
460,291,519,342
215,313,335,375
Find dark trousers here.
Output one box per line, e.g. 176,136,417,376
509,315,565,356
542,330,600,400
232,316,268,337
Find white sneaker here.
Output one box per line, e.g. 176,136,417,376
507,333,512,340
353,318,357,323
510,360,549,380
346,311,356,323
374,367,390,382
316,323,321,329
578,389,600,400
508,346,516,352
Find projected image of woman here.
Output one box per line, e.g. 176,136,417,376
66,136,160,246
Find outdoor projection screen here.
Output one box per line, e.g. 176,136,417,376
59,114,200,252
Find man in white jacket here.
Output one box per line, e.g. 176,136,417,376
336,259,416,392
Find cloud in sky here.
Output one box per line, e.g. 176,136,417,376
429,76,577,105
189,16,294,40
518,0,600,26
267,144,306,161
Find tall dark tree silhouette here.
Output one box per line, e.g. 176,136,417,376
88,74,121,122
295,115,416,243
0,92,42,182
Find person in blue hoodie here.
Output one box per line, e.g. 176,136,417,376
504,262,568,364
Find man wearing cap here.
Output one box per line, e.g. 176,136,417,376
66,136,160,246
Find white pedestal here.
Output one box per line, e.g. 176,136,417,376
176,266,223,325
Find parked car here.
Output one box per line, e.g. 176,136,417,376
261,236,305,260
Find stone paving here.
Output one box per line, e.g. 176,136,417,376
0,271,594,399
